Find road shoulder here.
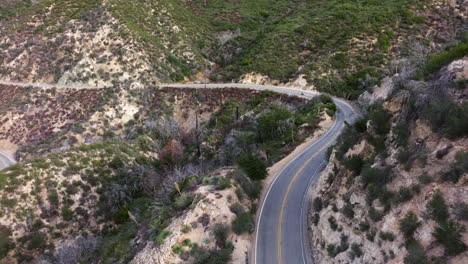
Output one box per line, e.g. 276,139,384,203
251,112,334,261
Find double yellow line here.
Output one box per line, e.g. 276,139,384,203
276,129,341,264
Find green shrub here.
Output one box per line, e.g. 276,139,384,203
366,229,376,241
109,156,124,169
361,167,392,186
426,191,449,223
344,155,364,174
368,206,383,222
379,231,395,241
422,97,468,139
433,219,467,256
213,224,229,244
404,240,430,264
257,105,292,142
328,216,338,231
172,244,184,254
154,230,171,245
439,151,467,183
233,171,262,200
181,224,191,234
424,42,468,75
353,118,367,133
47,190,59,206
313,197,323,212
395,186,414,204
454,151,468,172
334,124,360,160
229,202,245,215
173,193,194,211
61,206,74,221
454,202,468,221
417,174,432,184
231,212,255,235
237,153,267,181
27,233,46,250
113,206,130,224
393,123,410,146
327,234,349,257
342,203,354,219
397,148,411,164
191,247,233,264
349,243,363,259
0,227,13,258
216,177,231,190
369,104,391,135
399,212,420,238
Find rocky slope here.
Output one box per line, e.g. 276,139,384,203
308,53,468,263
0,0,212,87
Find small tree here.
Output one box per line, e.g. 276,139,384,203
369,104,391,135
399,212,420,238
404,240,430,264
213,224,229,245
433,219,467,256
231,212,254,235
426,191,448,223
237,153,267,180
313,197,323,212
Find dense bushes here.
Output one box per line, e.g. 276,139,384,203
433,220,467,256
344,155,364,174
257,105,293,142
454,202,468,221
233,170,262,199
399,212,420,238
426,191,449,223
369,104,391,135
213,224,229,243
426,191,467,256
237,153,267,180
173,193,194,211
231,212,255,235
191,247,233,264
404,240,430,264
422,96,468,139
442,151,468,183
0,227,13,258
423,42,468,75
360,167,392,186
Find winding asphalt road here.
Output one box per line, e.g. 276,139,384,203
163,83,358,264
0,152,16,170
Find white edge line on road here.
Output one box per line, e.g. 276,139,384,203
300,160,327,264
254,109,339,264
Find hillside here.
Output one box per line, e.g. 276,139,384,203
1,0,465,97
0,85,336,263
0,0,467,264
309,46,468,263
0,0,212,87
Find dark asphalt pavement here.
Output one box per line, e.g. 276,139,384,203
151,83,358,264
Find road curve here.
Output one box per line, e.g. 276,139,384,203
163,83,358,264
0,152,16,171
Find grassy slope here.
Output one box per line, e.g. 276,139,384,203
107,0,213,81
190,0,436,97
1,0,450,94
0,0,31,20
0,0,213,83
